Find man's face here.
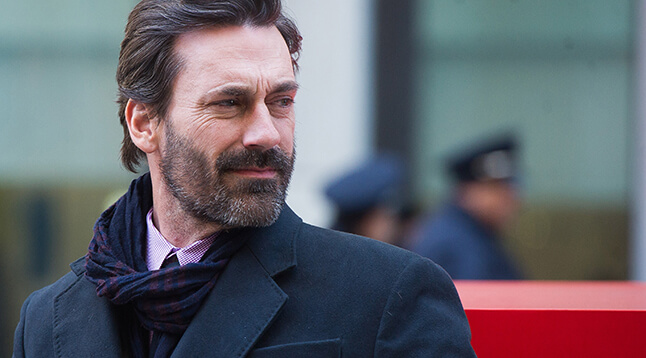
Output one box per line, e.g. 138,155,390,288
158,25,298,228
467,181,520,231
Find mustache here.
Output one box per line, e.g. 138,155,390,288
216,147,292,173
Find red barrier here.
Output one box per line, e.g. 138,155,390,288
454,281,646,358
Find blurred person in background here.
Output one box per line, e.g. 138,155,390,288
410,133,524,280
324,154,406,246
13,0,475,356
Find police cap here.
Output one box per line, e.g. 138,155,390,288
446,133,518,183
325,155,403,214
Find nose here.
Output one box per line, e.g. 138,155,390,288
242,102,281,150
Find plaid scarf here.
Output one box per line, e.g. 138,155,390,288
84,173,248,356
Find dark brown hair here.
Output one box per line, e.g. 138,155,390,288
116,0,302,172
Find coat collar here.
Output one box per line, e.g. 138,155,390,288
245,205,300,277
170,205,302,357
172,245,287,357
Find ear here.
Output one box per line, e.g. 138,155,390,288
124,99,160,153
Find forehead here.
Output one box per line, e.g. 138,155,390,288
173,25,294,80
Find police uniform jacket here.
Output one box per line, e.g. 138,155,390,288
412,202,522,280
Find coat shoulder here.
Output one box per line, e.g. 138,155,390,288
22,267,84,315
14,266,84,357
259,223,475,357
292,223,451,299
299,223,429,267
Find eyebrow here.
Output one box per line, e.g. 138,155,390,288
206,81,299,98
216,86,248,97
272,80,300,94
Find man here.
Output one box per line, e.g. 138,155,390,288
14,1,475,356
411,133,524,280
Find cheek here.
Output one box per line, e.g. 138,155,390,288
192,125,243,159
277,120,296,152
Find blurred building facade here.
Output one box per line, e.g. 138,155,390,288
402,0,633,281
0,0,641,355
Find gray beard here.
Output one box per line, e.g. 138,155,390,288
159,124,295,228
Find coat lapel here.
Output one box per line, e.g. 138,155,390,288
53,260,122,357
171,206,302,357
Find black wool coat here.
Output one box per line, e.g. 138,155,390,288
14,204,475,357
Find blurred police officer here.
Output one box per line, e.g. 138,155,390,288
325,155,405,246
411,133,524,280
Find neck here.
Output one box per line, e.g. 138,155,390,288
150,171,222,248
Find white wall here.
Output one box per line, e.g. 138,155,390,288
282,0,374,226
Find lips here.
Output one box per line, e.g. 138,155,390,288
231,167,278,179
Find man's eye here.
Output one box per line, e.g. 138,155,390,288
217,99,238,107
277,98,294,107
205,99,244,118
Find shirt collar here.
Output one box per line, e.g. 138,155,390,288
145,208,217,270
